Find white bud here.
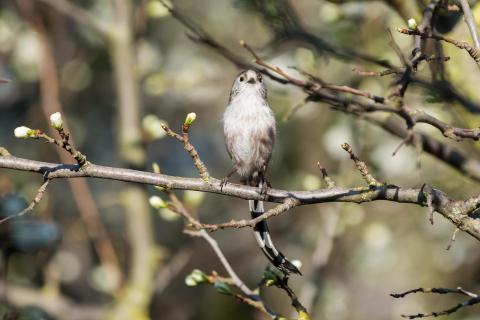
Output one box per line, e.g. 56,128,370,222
14,126,34,139
291,259,302,270
149,195,167,209
49,112,63,129
185,275,197,287
407,18,418,30
184,112,197,126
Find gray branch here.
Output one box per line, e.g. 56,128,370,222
1,154,480,241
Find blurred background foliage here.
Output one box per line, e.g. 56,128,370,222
0,0,480,319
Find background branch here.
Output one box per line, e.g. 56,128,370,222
391,287,480,318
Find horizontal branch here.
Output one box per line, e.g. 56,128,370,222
1,154,480,241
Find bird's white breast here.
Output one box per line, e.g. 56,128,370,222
223,90,276,176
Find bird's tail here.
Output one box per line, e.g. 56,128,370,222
249,199,301,275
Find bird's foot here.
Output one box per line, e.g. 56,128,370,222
260,181,271,195
220,177,229,191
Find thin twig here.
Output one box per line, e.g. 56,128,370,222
459,0,480,49
317,161,335,188
33,130,89,167
391,287,480,318
352,67,401,77
240,40,480,141
163,2,480,138
194,198,300,232
264,273,309,318
158,177,274,315
446,228,460,250
161,123,210,181
0,178,50,224
392,129,414,156
186,230,255,296
341,143,382,187
398,28,480,65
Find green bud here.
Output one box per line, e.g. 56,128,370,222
152,162,161,174
265,279,276,287
407,18,418,30
191,269,208,283
184,112,197,126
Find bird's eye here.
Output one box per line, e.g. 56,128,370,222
239,76,245,82
257,74,263,82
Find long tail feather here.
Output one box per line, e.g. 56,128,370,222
249,199,301,275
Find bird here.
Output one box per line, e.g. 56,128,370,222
222,69,301,275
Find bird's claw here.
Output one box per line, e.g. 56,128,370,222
220,177,228,191
260,183,269,195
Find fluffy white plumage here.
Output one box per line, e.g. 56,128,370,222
222,70,301,275
223,70,276,177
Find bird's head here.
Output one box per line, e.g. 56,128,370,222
229,69,266,102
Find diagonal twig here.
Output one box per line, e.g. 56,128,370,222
161,122,209,181
0,178,50,224
459,0,480,49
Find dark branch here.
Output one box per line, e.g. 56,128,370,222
392,287,480,318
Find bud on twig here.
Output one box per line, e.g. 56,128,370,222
184,112,197,127
185,269,208,286
14,126,35,139
49,112,63,130
407,18,418,31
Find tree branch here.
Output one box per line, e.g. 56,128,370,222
1,154,480,241
398,27,480,66
391,286,480,318
459,0,480,49
0,178,50,224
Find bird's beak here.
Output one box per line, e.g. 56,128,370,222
247,77,256,84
